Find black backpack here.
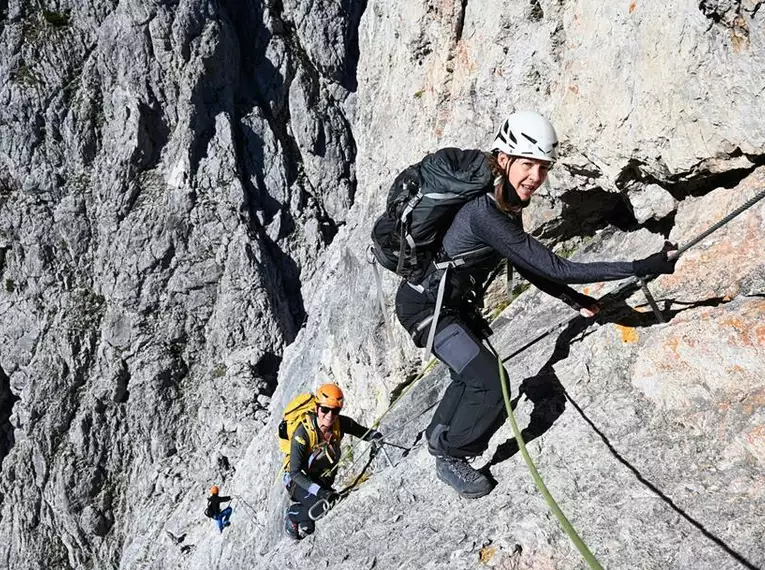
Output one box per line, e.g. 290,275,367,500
370,148,493,285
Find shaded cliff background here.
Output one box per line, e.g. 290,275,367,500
1,0,764,569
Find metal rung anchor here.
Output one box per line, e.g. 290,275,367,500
639,278,665,323
378,443,395,468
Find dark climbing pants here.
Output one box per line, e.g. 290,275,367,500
287,487,331,524
395,282,508,458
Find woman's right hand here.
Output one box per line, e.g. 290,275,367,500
579,304,600,318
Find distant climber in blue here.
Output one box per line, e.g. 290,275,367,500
205,485,232,532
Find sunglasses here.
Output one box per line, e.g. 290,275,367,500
318,405,340,415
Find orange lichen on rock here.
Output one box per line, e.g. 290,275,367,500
629,0,637,14
743,389,765,415
756,325,765,346
479,546,496,564
721,317,754,347
617,325,639,343
665,337,681,357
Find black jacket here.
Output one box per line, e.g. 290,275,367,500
288,413,373,495
206,495,231,517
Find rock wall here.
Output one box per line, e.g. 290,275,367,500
0,0,763,569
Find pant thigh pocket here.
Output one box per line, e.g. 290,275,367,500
434,323,480,373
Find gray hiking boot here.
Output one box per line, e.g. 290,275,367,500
435,456,493,499
284,516,301,540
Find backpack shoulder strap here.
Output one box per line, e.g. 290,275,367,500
331,418,342,441
302,414,320,452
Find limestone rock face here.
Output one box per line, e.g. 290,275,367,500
1,0,764,569
1,1,356,568
628,183,678,224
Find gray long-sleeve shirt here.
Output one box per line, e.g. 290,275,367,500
439,191,635,309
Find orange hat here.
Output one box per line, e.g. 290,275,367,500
315,383,344,409
210,485,219,495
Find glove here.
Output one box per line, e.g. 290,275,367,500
317,487,338,502
365,429,384,443
632,250,677,277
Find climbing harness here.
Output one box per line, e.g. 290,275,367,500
422,248,492,360
308,497,335,521
307,439,385,521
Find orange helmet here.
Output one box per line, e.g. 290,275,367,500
210,485,219,495
315,383,344,409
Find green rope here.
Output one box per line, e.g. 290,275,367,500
498,356,606,570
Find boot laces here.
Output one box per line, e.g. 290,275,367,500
443,456,482,483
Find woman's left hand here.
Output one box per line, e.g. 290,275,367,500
579,304,600,318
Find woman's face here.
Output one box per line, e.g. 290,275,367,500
316,405,339,430
499,153,551,202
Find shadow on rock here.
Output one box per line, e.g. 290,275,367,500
484,292,679,469
484,368,566,469
564,390,762,570
486,290,761,570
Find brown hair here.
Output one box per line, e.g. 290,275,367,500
485,152,523,216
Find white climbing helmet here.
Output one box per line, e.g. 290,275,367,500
492,111,558,163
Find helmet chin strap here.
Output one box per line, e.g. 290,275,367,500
495,175,530,208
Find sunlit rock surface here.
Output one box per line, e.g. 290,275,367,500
0,0,763,568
